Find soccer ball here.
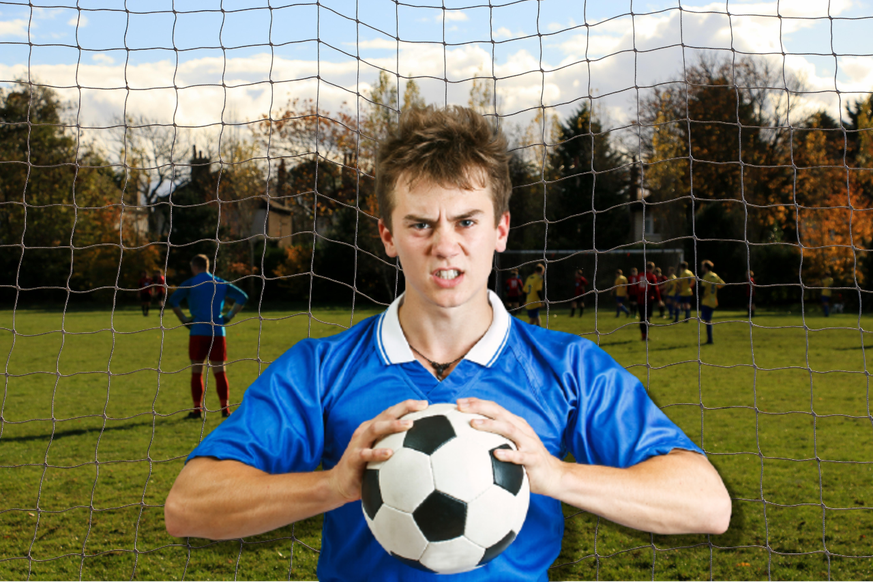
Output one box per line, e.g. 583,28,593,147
362,403,530,574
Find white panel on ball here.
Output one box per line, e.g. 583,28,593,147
444,408,515,452
512,476,531,535
464,485,518,548
379,447,435,513
370,506,429,561
419,537,486,575
367,430,406,470
430,438,494,502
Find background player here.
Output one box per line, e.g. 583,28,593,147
638,261,662,341
627,267,640,319
663,266,677,319
675,261,695,323
138,270,152,317
821,270,834,317
570,268,588,317
164,107,730,582
152,268,167,310
523,264,545,326
504,268,524,312
169,254,248,419
700,260,726,345
613,269,630,317
655,266,667,318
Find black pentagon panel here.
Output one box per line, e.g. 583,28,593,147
361,469,383,520
490,445,524,495
478,531,517,566
403,415,456,455
391,552,435,573
413,491,467,542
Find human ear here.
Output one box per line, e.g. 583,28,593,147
378,219,398,258
495,212,510,253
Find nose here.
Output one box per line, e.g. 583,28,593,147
431,222,460,259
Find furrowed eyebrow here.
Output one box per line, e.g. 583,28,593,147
402,210,484,224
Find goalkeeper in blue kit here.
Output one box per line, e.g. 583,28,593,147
165,106,731,581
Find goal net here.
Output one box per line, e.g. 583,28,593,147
1,0,872,580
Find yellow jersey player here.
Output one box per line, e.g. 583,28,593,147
523,264,545,326
821,271,834,317
700,260,726,345
674,261,695,323
613,269,630,317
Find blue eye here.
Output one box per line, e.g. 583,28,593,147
459,219,475,228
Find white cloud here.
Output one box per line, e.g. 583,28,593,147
0,0,868,156
442,11,468,22
67,14,87,27
0,18,29,38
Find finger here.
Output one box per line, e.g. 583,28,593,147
381,399,429,421
458,398,529,432
359,418,414,444
360,447,394,463
469,416,530,446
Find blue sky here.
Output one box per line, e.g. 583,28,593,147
1,0,871,139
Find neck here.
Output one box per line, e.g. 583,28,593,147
398,288,493,367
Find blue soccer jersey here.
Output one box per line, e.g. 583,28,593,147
189,291,702,582
168,272,248,337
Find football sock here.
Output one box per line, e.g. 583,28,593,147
751,309,755,318
706,324,713,343
570,308,575,317
214,371,230,411
578,306,583,317
659,305,664,317
191,373,204,411
685,309,691,320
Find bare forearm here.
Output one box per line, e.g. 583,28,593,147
550,450,731,535
165,458,345,540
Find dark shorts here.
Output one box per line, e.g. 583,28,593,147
189,335,228,362
615,296,625,304
700,306,715,322
527,309,540,320
139,292,152,302
506,294,521,302
821,296,830,304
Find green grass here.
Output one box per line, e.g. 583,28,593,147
1,303,872,580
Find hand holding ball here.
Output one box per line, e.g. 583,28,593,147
361,403,530,574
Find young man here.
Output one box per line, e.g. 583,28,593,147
821,271,834,317
613,268,630,317
504,268,523,312
638,262,662,341
138,270,152,316
164,107,730,582
700,260,726,345
570,268,588,317
674,261,695,323
663,266,677,319
168,255,248,418
523,264,545,326
627,267,640,319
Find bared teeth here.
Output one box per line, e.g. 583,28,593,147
437,270,460,280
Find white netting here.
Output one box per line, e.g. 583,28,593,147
1,0,872,579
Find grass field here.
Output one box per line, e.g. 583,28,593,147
1,301,872,581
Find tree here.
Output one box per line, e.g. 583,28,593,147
110,114,190,240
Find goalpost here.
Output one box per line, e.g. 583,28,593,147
1,0,872,580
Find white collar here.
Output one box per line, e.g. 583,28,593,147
376,290,511,368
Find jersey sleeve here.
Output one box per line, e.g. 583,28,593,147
187,339,324,474
167,279,190,308
565,343,703,468
224,281,249,305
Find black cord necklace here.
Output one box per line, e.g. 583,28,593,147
406,327,490,381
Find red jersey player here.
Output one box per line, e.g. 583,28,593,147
638,262,662,341
504,268,524,311
627,267,640,319
152,269,167,309
138,270,153,317
746,270,755,318
570,268,588,317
